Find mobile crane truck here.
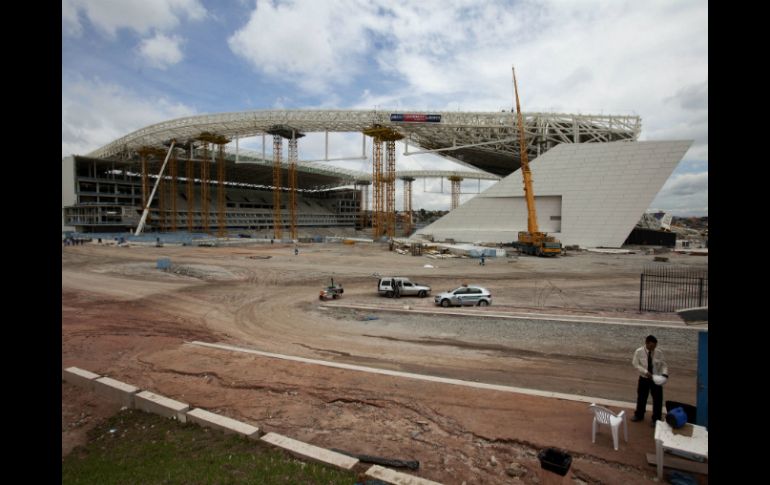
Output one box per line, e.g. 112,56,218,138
510,67,562,257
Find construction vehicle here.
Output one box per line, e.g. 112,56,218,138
510,67,562,257
319,278,344,301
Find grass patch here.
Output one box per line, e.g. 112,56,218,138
62,409,360,484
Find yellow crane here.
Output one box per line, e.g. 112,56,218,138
511,67,562,256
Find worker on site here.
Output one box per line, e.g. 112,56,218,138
480,254,485,266
294,246,299,256
631,335,669,427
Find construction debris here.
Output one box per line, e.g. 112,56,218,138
332,449,419,470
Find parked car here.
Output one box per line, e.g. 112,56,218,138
434,285,492,307
377,277,431,298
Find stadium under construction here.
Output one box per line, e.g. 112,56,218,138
62,109,690,246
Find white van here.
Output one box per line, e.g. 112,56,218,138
377,277,431,298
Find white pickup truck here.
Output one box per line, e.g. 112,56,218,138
377,277,431,298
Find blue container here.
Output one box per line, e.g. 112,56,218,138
666,407,688,428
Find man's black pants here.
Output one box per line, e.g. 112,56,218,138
634,376,663,420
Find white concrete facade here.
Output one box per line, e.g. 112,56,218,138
416,140,692,248
61,156,76,232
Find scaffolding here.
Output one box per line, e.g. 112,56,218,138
199,142,211,234
371,139,383,238
362,126,403,240
186,145,194,232
191,133,231,236
272,134,283,239
288,135,298,240
449,175,463,210
158,161,165,231
169,149,177,232
385,140,396,238
217,143,226,237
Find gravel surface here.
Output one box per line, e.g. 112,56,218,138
62,242,708,484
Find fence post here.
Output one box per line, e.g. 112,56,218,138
639,273,644,312
698,278,704,307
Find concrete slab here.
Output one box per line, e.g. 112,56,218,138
134,391,190,423
93,377,140,408
365,464,444,484
62,367,101,390
646,453,708,475
186,408,259,438
260,432,358,470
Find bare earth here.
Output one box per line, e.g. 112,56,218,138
62,242,708,484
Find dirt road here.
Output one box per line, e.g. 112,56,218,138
62,242,708,483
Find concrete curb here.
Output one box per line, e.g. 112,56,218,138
93,377,140,408
366,464,445,485
62,366,101,391
63,367,432,478
134,391,190,423
186,408,260,439
260,432,359,470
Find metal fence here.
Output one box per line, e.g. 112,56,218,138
639,264,708,312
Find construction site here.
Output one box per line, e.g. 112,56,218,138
62,101,707,483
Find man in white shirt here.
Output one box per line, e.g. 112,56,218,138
631,335,669,427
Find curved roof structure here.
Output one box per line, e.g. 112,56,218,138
88,109,641,177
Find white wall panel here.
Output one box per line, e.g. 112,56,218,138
417,140,692,247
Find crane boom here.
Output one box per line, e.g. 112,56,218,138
512,67,539,235
510,67,562,257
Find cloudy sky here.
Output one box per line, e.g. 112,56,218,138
62,0,707,216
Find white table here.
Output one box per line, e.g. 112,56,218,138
654,420,708,479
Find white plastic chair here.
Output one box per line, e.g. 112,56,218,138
589,403,628,451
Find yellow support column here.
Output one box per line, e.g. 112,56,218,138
272,135,283,240
169,151,177,232
288,134,298,240
385,140,396,238
372,138,383,239
217,143,226,237
362,125,403,241
186,147,195,233
199,142,210,234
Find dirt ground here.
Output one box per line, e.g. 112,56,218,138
62,241,708,484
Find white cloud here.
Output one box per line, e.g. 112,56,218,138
228,0,381,93
63,0,707,214
62,0,206,37
62,76,197,157
138,33,184,69
658,172,708,197
62,0,83,37
650,172,708,217
667,81,708,111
